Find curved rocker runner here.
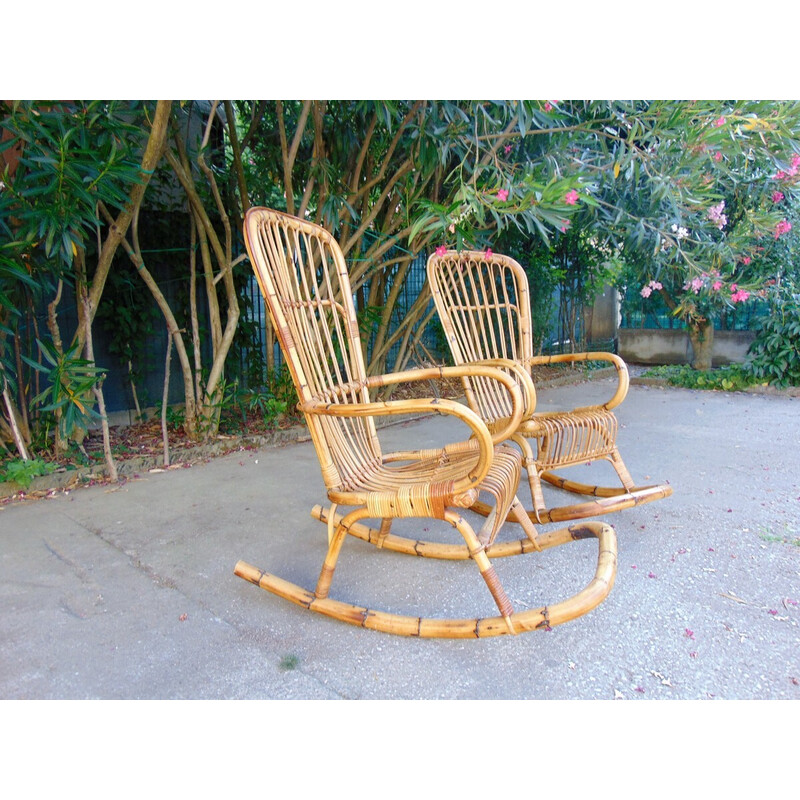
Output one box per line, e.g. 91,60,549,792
234,518,616,638
237,208,618,637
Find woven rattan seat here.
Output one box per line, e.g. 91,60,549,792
234,209,617,637
428,249,672,524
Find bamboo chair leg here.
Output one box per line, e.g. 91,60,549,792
376,518,393,549
316,507,373,600
512,433,548,523
447,510,515,634
476,503,499,547
326,502,338,545
508,498,541,551
608,449,636,492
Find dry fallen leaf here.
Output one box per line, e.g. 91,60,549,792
720,591,748,604
650,670,673,687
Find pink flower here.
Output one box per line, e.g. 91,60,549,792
496,189,509,202
772,191,785,203
712,280,723,291
713,151,723,162
685,629,695,640
543,101,553,112
485,248,493,259
560,220,570,232
775,219,792,239
707,200,727,230
731,289,750,303
742,256,751,265
641,280,663,299
504,144,512,155
648,572,657,579
774,170,787,180
448,223,456,234
792,154,800,169
691,277,704,293
714,117,726,127
564,189,579,205
435,245,447,257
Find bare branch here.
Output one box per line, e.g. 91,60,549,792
277,100,312,215
225,100,251,214
85,100,172,328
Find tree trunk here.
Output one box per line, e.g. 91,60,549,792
1,375,30,460
81,288,118,482
161,333,172,467
688,319,714,370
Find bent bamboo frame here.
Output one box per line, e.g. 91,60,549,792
237,208,619,637
427,249,672,523
311,503,540,559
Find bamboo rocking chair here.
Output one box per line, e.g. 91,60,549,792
428,249,672,525
235,209,617,637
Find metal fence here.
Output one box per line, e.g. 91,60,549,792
619,284,769,332
236,250,447,383
236,249,607,387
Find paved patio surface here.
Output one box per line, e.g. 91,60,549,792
2,377,799,702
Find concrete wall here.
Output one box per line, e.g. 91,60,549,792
619,328,756,365
564,286,757,367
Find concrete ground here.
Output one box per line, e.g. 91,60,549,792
2,377,799,702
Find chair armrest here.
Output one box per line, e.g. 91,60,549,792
306,364,526,445
300,363,525,493
299,393,496,495
373,363,527,444
526,352,629,411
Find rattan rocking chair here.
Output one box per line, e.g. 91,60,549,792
428,249,672,525
234,209,617,637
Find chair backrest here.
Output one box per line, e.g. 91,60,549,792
428,249,534,422
243,208,381,492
